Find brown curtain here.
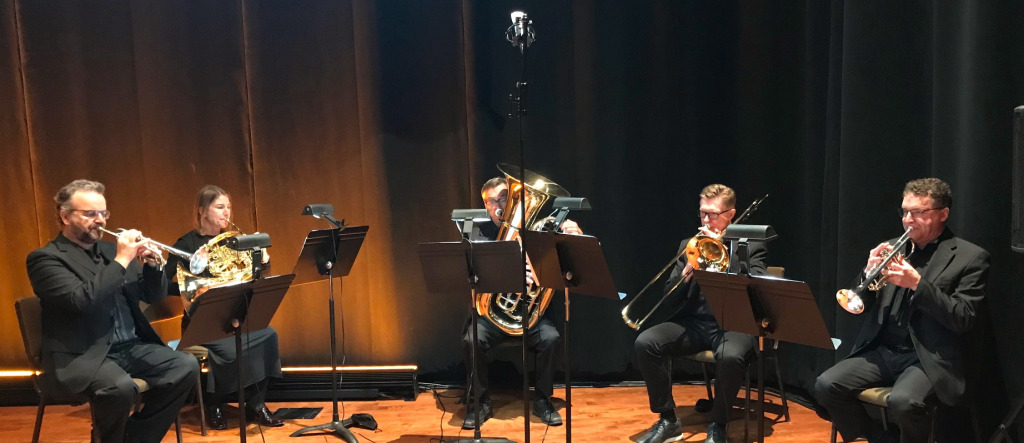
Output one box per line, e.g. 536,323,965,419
0,0,420,368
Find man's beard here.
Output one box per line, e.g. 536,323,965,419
73,224,101,245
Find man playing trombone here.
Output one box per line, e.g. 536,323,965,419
632,184,766,443
26,179,199,443
814,178,990,443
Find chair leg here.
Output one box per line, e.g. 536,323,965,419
744,368,751,443
694,361,714,413
830,422,839,443
701,361,714,400
879,406,889,432
194,368,207,436
175,415,183,443
771,343,791,422
32,399,45,443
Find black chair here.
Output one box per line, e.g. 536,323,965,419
15,297,183,443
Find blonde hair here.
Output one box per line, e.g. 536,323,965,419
699,184,736,209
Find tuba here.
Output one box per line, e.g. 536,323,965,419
177,223,254,303
476,163,570,336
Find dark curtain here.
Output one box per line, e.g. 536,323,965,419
2,0,1023,439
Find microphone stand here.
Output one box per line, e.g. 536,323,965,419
508,12,533,442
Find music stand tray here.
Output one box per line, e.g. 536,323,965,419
418,240,522,443
292,226,369,285
178,274,295,443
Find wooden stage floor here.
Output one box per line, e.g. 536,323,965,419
0,384,832,442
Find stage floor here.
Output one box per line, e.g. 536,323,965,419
0,384,832,442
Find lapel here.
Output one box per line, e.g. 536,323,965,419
920,229,956,284
52,233,102,279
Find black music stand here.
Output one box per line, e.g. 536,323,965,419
418,240,522,443
179,274,295,443
289,226,369,443
692,270,834,443
520,231,618,442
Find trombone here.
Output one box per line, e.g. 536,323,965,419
621,194,768,330
836,227,915,314
98,227,208,274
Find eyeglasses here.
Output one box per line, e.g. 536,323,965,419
70,209,110,219
899,207,942,219
485,197,508,207
699,209,730,221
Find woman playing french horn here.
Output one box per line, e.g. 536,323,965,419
163,185,283,430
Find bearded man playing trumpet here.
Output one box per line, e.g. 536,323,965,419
633,184,766,443
814,178,990,443
26,179,200,443
164,185,283,429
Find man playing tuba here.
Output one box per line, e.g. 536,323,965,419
460,176,582,430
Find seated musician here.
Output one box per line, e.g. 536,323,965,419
164,185,283,429
27,179,199,443
814,178,990,443
460,176,582,429
632,184,766,443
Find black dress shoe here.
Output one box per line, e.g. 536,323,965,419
705,421,726,443
532,398,562,426
247,403,284,427
206,404,228,430
462,401,493,429
637,417,682,443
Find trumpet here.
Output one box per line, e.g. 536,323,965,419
835,227,915,314
98,227,208,274
621,194,767,330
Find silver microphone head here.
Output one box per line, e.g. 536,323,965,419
510,11,525,24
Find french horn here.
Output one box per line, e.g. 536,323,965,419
177,220,254,304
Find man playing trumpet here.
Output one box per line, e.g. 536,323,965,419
814,178,990,443
26,179,199,443
633,184,766,443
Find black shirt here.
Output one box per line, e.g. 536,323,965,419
879,238,940,352
79,241,137,346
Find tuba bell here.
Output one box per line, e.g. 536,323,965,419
476,163,570,336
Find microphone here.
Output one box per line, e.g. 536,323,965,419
507,11,533,48
511,11,526,39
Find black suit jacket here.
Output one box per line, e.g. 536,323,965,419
26,233,168,395
846,228,990,406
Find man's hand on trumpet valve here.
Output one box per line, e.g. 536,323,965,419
137,245,162,267
112,229,147,268
882,256,920,290
864,242,893,275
